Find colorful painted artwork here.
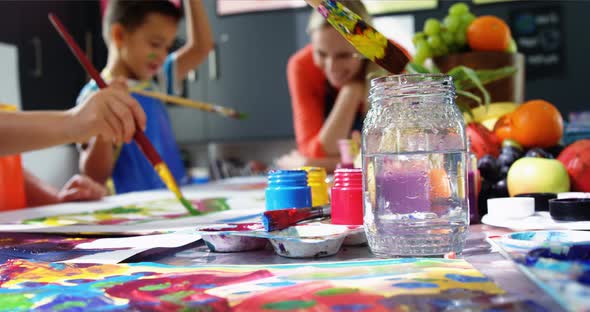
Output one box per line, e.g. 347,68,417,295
0,232,200,264
494,231,590,312
19,198,228,226
0,191,265,235
0,258,513,311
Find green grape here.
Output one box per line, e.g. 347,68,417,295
455,31,466,46
424,18,441,36
428,35,443,49
416,41,433,58
443,15,461,33
413,52,427,65
441,31,454,46
412,32,427,45
461,13,476,28
449,2,469,16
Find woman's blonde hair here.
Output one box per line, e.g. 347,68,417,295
307,1,387,88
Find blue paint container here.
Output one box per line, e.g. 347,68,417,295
265,170,311,211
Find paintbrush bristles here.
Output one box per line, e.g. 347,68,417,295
262,206,331,232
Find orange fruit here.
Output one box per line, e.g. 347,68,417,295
467,16,511,51
494,100,563,148
492,114,515,142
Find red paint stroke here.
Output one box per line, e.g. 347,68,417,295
234,281,390,312
105,270,273,311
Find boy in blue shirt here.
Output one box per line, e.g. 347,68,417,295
77,0,213,194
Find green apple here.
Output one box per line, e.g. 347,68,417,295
507,157,570,196
506,38,518,53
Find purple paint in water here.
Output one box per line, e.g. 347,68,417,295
375,171,430,214
467,170,479,224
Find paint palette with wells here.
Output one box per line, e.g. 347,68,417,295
197,222,364,258
196,223,268,252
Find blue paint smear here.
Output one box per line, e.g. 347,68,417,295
445,274,490,283
510,232,537,241
232,291,252,295
393,282,439,289
192,283,217,289
49,263,67,270
331,303,372,311
256,281,297,287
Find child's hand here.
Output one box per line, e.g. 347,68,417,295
69,86,146,144
57,174,107,203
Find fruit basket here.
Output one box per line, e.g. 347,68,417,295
433,51,525,105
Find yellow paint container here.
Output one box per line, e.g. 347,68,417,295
301,166,329,207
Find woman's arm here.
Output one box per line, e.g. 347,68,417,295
318,81,366,155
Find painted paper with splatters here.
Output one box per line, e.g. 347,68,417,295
0,232,200,264
493,233,590,312
0,258,511,311
0,190,265,235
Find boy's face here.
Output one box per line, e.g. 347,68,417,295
118,13,179,81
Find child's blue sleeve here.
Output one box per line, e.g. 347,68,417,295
159,52,182,96
76,81,100,106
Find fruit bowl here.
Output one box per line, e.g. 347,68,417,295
433,51,525,106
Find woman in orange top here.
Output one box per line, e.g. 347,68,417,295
0,81,146,211
276,0,409,172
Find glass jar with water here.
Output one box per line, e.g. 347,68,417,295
363,74,469,257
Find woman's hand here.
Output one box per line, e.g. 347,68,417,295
275,150,307,170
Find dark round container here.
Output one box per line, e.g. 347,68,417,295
515,193,557,211
549,198,590,221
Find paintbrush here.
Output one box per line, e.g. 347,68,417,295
304,0,410,74
48,13,199,216
262,205,331,232
131,89,246,120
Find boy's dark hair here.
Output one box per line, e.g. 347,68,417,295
103,0,183,44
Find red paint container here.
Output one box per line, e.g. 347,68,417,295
331,168,363,225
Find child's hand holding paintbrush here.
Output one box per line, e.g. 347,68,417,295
49,13,199,216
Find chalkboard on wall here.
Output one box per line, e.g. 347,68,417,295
509,6,564,80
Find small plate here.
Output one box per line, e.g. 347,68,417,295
482,212,590,231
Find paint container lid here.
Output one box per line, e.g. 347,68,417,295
515,193,557,211
331,168,363,225
301,166,329,207
557,192,590,199
549,198,590,221
265,170,311,211
487,197,535,219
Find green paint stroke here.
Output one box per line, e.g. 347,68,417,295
53,301,86,310
148,52,156,60
179,197,200,215
263,300,317,310
160,290,195,302
139,282,171,291
0,293,32,311
315,287,359,296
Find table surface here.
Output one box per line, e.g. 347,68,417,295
135,223,565,311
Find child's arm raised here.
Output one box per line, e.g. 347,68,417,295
173,0,214,82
